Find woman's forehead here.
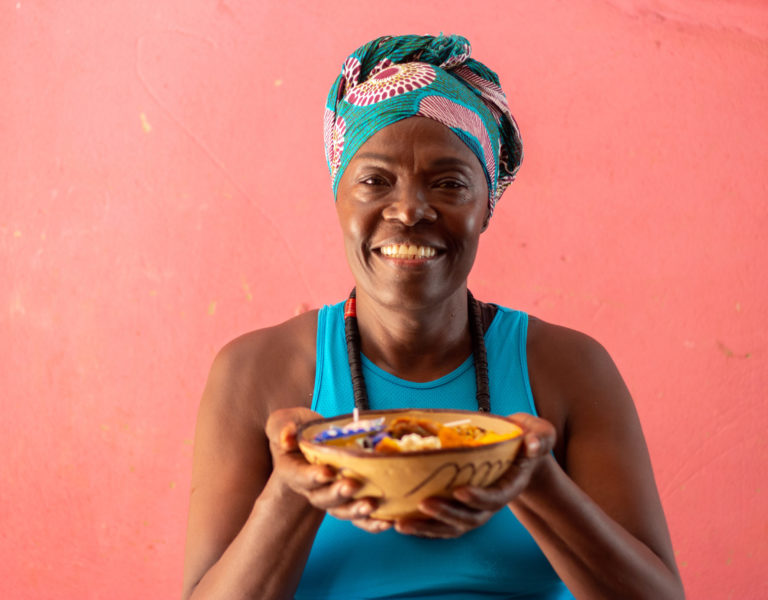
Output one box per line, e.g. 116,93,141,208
351,117,482,167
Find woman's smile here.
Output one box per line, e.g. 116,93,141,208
378,243,437,259
372,244,443,271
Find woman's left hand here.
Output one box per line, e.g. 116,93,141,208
394,413,556,539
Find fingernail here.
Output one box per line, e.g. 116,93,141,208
280,429,293,447
453,488,471,502
527,437,541,453
356,502,372,516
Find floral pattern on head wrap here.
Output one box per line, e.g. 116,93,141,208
324,34,523,214
346,62,436,106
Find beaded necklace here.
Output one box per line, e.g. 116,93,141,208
342,288,491,412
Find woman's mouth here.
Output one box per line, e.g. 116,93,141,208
378,244,437,259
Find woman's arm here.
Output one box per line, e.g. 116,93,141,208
513,320,683,599
181,335,323,600
514,322,683,598
401,321,684,599
510,453,681,600
182,314,389,600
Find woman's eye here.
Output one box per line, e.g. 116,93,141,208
435,180,465,189
361,176,387,186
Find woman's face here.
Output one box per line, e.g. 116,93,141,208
336,117,490,310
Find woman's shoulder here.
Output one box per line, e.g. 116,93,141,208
526,315,611,366
218,308,320,365
525,314,624,403
489,304,610,365
204,309,320,426
523,314,633,460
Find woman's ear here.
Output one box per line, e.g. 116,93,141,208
480,206,491,232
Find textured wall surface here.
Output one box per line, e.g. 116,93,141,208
2,1,766,598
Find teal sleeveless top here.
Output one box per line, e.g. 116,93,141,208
294,301,574,600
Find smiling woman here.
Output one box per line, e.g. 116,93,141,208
182,35,685,600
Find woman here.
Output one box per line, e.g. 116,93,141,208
182,35,684,599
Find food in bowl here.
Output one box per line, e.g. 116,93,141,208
298,409,525,520
313,414,522,453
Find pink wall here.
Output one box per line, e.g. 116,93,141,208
2,1,766,598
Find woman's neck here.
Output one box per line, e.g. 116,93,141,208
353,286,472,382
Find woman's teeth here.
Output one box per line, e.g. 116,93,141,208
379,244,437,259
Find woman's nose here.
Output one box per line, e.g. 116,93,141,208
383,184,438,226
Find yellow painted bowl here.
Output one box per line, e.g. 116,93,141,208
297,409,524,520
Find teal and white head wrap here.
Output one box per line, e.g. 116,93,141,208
324,34,523,214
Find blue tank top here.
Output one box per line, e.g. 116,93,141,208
294,301,574,600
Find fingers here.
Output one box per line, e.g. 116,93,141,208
276,457,377,516
274,448,357,505
306,478,364,511
267,406,336,492
325,493,393,533
324,494,376,520
452,480,521,512
416,497,493,532
281,465,386,522
352,518,393,534
267,407,347,503
275,450,335,490
394,514,471,539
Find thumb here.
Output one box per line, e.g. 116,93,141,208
279,420,300,452
505,413,556,459
266,407,321,451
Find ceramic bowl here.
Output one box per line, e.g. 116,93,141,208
297,408,524,520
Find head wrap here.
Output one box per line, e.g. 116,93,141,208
324,34,522,214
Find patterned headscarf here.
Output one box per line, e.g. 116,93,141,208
324,34,522,214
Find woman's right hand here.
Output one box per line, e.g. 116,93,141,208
265,407,393,534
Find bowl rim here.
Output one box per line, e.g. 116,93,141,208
296,408,525,459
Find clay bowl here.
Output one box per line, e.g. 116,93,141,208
297,408,524,520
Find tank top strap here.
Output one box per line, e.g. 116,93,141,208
312,301,355,416
484,305,539,417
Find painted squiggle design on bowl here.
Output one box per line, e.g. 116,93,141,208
404,459,513,497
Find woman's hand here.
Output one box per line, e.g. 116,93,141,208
394,413,556,539
266,407,393,534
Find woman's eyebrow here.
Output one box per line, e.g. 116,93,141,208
427,157,474,170
353,152,394,163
